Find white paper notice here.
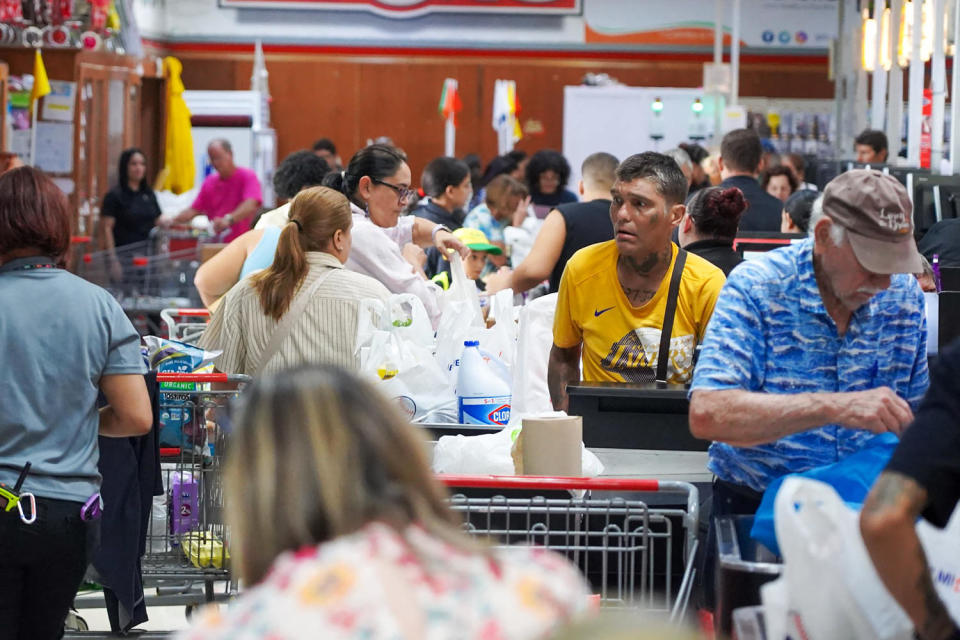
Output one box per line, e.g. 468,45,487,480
41,81,77,122
34,121,73,174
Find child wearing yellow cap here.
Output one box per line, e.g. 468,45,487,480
432,227,512,293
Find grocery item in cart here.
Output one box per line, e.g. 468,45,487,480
182,531,230,570
168,470,199,536
143,336,220,446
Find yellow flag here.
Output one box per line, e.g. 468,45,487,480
30,49,51,109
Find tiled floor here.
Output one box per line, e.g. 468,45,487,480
73,592,206,635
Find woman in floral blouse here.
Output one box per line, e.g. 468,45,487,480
178,365,590,639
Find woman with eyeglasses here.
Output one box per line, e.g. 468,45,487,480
323,144,468,328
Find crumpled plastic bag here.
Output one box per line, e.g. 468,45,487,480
431,411,604,477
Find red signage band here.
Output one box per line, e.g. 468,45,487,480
218,0,581,18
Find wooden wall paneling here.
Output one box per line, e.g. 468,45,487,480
138,77,166,185
171,50,835,190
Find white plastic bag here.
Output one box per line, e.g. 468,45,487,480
431,411,604,477
762,477,914,640
357,296,454,422
917,505,960,623
435,257,517,385
511,293,557,416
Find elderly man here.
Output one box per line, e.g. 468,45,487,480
549,152,726,411
168,139,262,242
690,169,929,514
860,340,960,640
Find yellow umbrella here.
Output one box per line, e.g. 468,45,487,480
159,57,195,194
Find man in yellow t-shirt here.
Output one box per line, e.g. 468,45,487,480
548,152,726,411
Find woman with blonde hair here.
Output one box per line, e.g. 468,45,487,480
199,186,390,375
178,366,590,639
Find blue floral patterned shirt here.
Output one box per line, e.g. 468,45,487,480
691,239,929,492
463,203,509,245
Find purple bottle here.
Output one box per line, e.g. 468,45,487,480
168,471,199,536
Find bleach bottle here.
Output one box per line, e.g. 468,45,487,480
456,340,512,426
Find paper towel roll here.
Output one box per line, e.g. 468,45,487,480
520,415,582,476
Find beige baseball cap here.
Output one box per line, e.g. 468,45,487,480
821,169,923,275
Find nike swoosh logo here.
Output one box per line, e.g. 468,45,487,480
594,306,615,317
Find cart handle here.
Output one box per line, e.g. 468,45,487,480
71,236,92,244
437,474,661,492
165,308,210,317
156,373,251,383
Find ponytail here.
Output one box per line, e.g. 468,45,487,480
252,221,308,321
251,186,353,321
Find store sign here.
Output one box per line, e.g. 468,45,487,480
585,0,837,49
218,0,581,17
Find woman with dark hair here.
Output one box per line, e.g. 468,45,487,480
176,365,589,639
761,165,798,203
677,186,748,276
101,148,162,281
525,149,577,213
322,144,467,327
198,186,390,375
410,156,472,230
781,189,818,234
101,148,162,248
410,156,473,277
0,167,152,639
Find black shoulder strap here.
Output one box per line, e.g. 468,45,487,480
656,248,688,384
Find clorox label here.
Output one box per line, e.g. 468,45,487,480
459,396,511,425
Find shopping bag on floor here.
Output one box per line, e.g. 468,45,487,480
761,477,914,640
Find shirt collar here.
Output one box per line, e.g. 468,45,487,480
305,252,344,269
796,238,826,315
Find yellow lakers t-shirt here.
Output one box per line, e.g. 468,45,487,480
553,241,725,384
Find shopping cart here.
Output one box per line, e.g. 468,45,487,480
78,229,208,335
74,373,249,627
438,475,699,622
161,308,211,343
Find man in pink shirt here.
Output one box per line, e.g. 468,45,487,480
169,139,262,242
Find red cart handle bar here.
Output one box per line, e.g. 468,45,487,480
437,474,660,492
167,308,210,317
156,373,250,383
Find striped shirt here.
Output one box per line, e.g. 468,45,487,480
691,238,929,492
199,252,390,375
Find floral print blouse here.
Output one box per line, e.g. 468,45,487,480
177,522,591,639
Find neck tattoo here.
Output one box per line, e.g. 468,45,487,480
621,248,671,276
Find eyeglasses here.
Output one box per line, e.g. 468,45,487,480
372,178,416,204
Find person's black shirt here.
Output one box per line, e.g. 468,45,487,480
720,175,783,232
919,219,960,267
683,238,742,276
101,185,162,247
884,339,960,528
549,199,614,293
411,199,465,278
